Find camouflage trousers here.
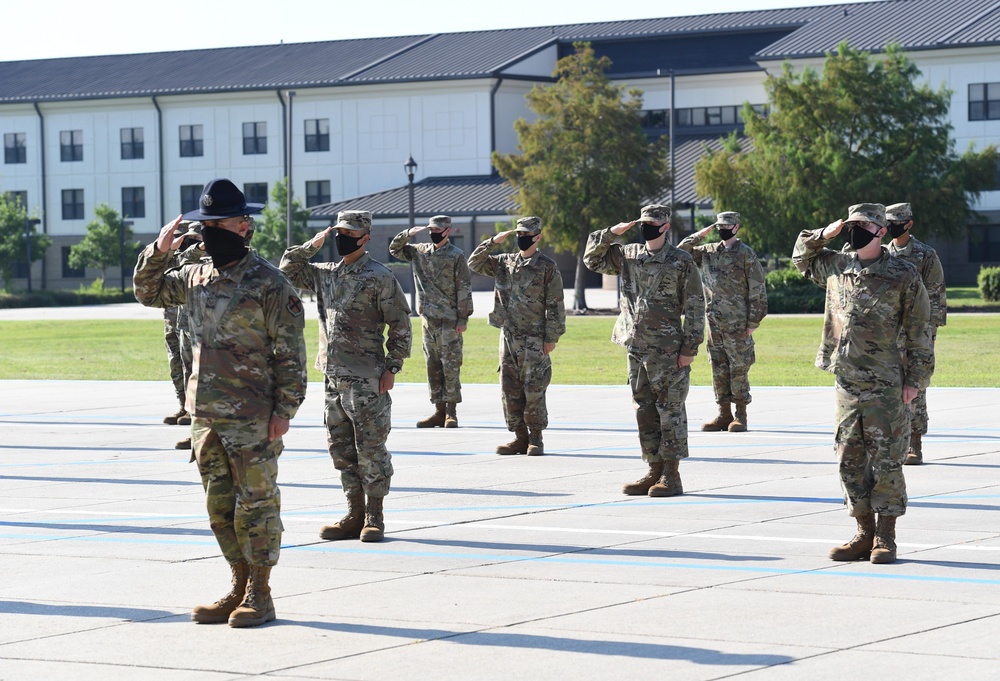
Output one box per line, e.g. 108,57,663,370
422,316,464,404
192,417,283,567
499,331,551,432
628,351,691,463
324,376,393,498
706,326,755,405
163,307,185,405
835,380,909,517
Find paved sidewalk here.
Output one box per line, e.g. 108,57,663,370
1,380,999,679
0,288,621,321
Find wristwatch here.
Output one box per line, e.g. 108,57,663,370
388,366,400,375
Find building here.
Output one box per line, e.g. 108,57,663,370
2,0,999,289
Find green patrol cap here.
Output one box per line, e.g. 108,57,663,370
885,203,912,222
845,203,886,227
639,204,671,223
515,216,541,234
335,210,372,233
712,211,740,226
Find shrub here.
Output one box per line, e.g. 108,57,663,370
765,264,826,313
0,288,136,309
978,266,1000,302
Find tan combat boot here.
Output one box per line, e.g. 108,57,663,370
702,402,733,432
175,437,191,450
828,513,876,561
360,496,385,543
622,462,664,495
526,429,544,456
320,491,365,540
496,427,529,455
648,460,684,497
191,561,249,623
728,402,748,432
163,407,186,425
228,565,275,627
176,410,192,426
904,432,922,465
416,403,446,428
444,402,459,429
870,515,897,564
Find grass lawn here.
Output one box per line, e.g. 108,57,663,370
1,315,997,387
947,286,999,310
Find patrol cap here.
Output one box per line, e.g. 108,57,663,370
181,178,264,221
712,211,740,227
515,216,541,234
428,215,452,230
174,220,201,237
639,204,671,223
334,210,372,234
845,203,886,227
885,203,912,222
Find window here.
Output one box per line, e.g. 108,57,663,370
4,190,27,207
305,180,330,207
60,130,83,162
62,189,84,220
969,83,1000,121
647,105,768,129
969,224,1000,262
12,259,29,279
180,124,203,157
305,118,330,152
243,183,268,206
4,132,26,164
62,246,84,278
122,186,145,218
120,127,144,160
180,185,202,214
243,122,267,155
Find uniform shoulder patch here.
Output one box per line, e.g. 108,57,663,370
287,295,304,316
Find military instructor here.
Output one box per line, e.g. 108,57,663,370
134,178,308,627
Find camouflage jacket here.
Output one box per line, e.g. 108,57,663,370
468,238,566,343
677,236,768,333
792,228,934,390
584,228,705,357
280,243,411,379
171,244,213,333
388,231,474,325
134,244,308,421
887,236,947,328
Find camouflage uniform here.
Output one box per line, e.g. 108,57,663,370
280,216,411,501
885,203,947,453
468,217,566,444
389,216,473,408
585,206,705,471
792,206,934,521
134,244,308,568
163,305,186,410
678,212,767,420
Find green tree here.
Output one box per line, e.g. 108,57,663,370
68,204,140,283
695,43,998,255
252,178,311,260
0,194,50,291
493,42,670,310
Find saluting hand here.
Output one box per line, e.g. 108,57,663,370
821,219,844,240
408,224,430,237
491,230,515,244
310,226,335,249
610,220,636,237
155,215,185,253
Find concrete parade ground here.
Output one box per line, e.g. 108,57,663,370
1,375,1000,680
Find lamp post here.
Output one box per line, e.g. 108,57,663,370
120,219,133,293
24,217,40,293
404,155,418,314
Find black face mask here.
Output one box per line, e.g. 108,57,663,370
641,223,665,241
847,224,880,250
430,230,447,245
335,233,365,257
888,222,909,239
201,226,248,269
717,226,737,241
517,234,537,252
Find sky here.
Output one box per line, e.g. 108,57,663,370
4,0,876,62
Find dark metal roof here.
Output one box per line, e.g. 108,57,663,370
309,175,516,220
2,1,996,103
756,0,1000,59
660,135,755,208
